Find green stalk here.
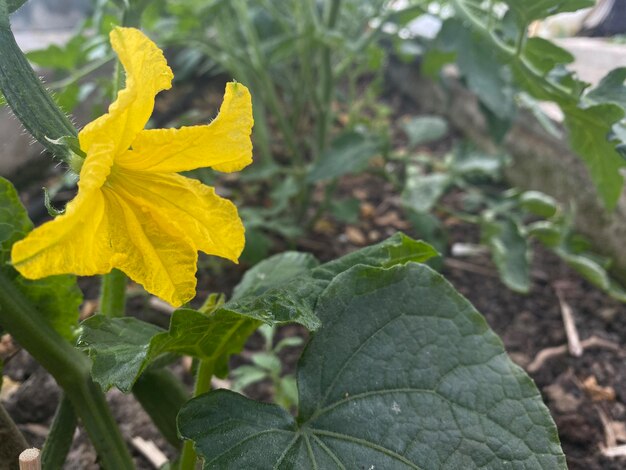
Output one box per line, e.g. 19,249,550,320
99,269,127,317
133,369,188,450
0,1,81,163
229,1,301,163
316,0,342,154
0,271,134,469
98,1,136,319
41,394,77,469
179,360,214,470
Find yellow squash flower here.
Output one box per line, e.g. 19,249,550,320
11,27,253,307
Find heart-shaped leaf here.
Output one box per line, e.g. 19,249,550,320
179,263,565,469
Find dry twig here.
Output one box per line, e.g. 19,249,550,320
131,437,168,469
527,336,622,373
554,282,583,357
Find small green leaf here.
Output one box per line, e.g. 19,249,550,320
179,263,565,469
221,234,438,330
587,67,626,110
251,352,282,375
502,0,593,24
436,19,515,120
519,191,558,218
564,104,625,210
330,198,360,224
555,249,610,291
0,177,80,340
7,0,27,13
527,221,562,248
77,316,163,392
0,177,32,264
307,132,381,182
275,336,304,353
402,166,451,213
401,116,448,148
523,37,574,75
482,217,530,293
16,275,82,340
451,149,504,179
231,366,268,392
232,252,319,301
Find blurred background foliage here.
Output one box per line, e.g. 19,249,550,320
8,0,626,299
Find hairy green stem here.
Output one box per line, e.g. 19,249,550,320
41,394,77,469
0,1,80,162
179,360,214,470
0,271,134,469
99,269,127,317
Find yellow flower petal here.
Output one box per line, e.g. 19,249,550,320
101,187,198,307
79,27,173,156
116,82,253,173
110,169,245,263
11,144,116,277
12,27,253,307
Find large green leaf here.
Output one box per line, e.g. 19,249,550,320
0,177,81,340
179,263,565,469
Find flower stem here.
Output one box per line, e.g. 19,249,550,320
0,271,134,469
99,269,127,317
179,360,214,470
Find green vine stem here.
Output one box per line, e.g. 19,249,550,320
41,394,77,468
99,269,127,317
317,0,342,154
133,369,188,449
0,271,134,469
0,0,81,163
179,360,215,470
